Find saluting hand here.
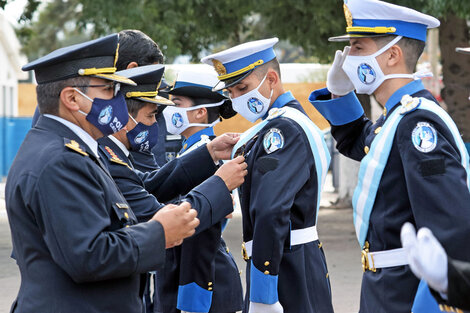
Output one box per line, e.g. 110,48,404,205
215,156,248,191
151,202,199,248
207,133,241,161
326,46,355,96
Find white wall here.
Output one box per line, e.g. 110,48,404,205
0,11,27,117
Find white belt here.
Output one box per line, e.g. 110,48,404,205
243,226,319,259
362,247,408,272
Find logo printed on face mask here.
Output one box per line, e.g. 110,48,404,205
98,105,113,125
172,113,184,128
247,98,264,114
357,63,376,85
134,130,149,144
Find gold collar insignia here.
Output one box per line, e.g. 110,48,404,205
104,146,132,169
65,140,88,156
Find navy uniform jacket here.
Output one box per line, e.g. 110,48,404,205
6,116,166,313
240,92,333,313
97,136,233,231
155,128,243,313
310,80,470,313
131,150,160,172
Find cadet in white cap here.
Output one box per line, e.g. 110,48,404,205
309,0,470,312
156,70,243,313
202,39,333,313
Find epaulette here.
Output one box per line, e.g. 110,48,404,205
266,107,286,121
102,146,132,170
64,138,88,156
400,94,421,115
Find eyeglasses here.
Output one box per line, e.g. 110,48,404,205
72,83,121,96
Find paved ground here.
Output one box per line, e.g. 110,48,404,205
0,180,362,313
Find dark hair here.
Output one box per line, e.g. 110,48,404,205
253,58,281,80
116,30,164,70
126,98,150,118
191,97,220,123
37,77,90,115
372,35,425,72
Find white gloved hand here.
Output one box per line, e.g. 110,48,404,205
249,301,284,313
326,46,355,96
400,222,448,293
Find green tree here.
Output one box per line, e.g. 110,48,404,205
15,0,90,61
257,0,470,141
3,0,470,140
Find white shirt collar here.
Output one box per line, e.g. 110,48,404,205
108,135,130,157
44,114,99,158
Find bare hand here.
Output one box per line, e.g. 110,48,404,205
215,156,248,191
207,133,241,161
151,202,199,248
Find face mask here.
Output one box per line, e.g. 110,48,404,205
230,74,273,122
162,100,224,135
75,88,129,136
126,114,159,152
342,36,419,95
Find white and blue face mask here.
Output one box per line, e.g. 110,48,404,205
230,74,273,123
342,36,421,95
162,100,224,135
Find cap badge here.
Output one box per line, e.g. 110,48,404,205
343,4,353,28
212,59,227,76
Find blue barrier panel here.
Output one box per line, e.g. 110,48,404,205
0,117,5,176
1,117,33,176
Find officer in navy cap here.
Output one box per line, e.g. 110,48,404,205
202,38,333,313
6,34,204,313
96,65,247,313
97,64,245,229
155,70,242,313
309,1,470,312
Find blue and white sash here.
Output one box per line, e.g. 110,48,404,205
232,106,331,218
352,97,470,247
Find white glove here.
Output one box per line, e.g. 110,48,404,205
400,222,448,293
249,301,284,313
326,46,355,96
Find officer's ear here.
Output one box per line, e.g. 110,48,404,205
386,44,404,70
266,69,279,88
60,87,81,111
195,107,207,121
126,62,139,69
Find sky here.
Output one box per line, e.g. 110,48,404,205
3,0,28,25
